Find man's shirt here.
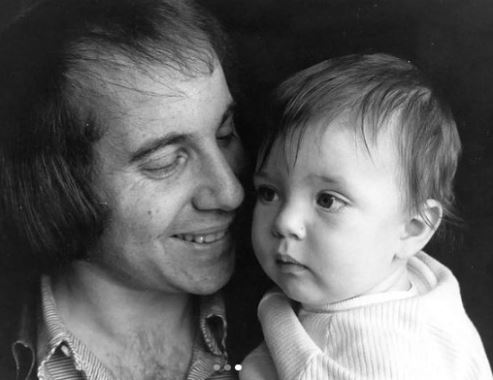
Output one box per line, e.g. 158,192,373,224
11,276,237,380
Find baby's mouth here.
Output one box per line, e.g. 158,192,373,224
275,254,307,267
173,230,228,244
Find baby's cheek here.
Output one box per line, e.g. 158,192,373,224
252,222,271,261
252,205,268,232
252,222,265,253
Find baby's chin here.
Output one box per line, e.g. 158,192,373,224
278,283,361,309
276,282,331,307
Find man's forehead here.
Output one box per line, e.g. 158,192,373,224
87,60,232,158
69,45,219,107
81,54,222,113
96,58,218,99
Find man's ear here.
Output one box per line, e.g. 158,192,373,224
396,199,443,260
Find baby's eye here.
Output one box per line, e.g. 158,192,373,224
316,192,346,212
256,185,279,203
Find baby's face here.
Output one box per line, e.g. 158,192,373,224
252,119,410,307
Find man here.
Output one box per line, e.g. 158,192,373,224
0,0,245,378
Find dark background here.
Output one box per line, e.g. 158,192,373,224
2,0,493,366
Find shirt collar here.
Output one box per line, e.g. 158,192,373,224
12,275,230,379
37,275,114,379
198,292,228,357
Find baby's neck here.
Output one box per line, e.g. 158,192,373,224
300,264,413,312
366,264,411,295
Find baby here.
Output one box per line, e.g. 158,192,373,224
241,54,492,379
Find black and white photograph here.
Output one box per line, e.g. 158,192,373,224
0,0,492,379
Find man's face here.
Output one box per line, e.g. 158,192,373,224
89,62,244,295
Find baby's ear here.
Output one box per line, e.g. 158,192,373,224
396,199,443,260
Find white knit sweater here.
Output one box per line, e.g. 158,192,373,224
241,252,492,380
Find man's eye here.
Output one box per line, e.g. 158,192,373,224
217,129,234,141
142,154,187,179
316,192,346,212
216,120,237,145
256,185,279,203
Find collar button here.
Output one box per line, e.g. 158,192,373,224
60,344,72,357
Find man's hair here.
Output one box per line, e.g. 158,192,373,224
0,0,229,273
258,53,461,227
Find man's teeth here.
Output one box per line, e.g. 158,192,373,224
176,230,227,244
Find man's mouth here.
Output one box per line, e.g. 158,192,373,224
173,229,228,244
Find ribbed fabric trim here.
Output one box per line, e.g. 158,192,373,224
245,251,493,380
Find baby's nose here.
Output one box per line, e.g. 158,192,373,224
272,201,306,240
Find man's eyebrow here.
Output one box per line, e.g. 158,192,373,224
129,101,236,164
129,133,186,163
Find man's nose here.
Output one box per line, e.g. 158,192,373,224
192,149,245,212
272,200,306,240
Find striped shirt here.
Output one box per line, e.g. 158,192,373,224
12,276,238,380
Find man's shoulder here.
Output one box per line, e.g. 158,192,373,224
0,294,25,378
0,277,39,379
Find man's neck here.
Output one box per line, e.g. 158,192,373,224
51,261,196,379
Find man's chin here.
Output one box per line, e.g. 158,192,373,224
190,252,235,295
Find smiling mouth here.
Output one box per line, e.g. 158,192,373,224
173,230,228,244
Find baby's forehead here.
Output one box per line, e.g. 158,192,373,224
257,110,405,182
284,112,400,156
260,116,408,204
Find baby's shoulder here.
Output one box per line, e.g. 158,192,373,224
240,343,278,380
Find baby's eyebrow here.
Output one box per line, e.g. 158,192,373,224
253,171,271,181
308,173,347,187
